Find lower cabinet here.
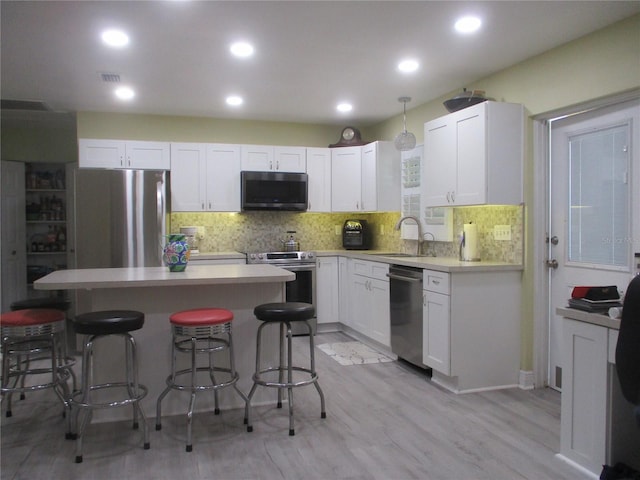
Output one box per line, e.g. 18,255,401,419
423,269,521,393
349,259,390,346
560,318,609,475
316,256,339,324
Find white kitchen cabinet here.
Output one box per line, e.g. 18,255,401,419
306,147,332,212
79,139,170,170
349,259,390,346
338,257,350,327
560,318,608,474
240,145,306,172
361,141,400,212
316,256,339,325
171,143,241,212
330,146,362,212
331,141,400,213
423,269,521,393
422,101,523,207
423,270,451,375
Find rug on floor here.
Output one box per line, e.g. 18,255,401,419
316,341,393,365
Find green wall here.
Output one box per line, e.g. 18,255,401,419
76,113,340,147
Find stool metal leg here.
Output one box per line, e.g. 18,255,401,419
207,336,220,415
156,330,178,430
245,321,267,432
186,335,197,452
74,335,94,463
286,321,295,436
306,320,326,418
277,322,285,409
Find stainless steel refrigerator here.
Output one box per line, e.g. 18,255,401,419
72,168,169,269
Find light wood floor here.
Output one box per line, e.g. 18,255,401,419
1,331,588,480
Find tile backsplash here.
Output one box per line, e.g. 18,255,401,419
171,204,523,263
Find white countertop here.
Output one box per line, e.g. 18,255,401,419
189,251,246,261
315,250,523,273
557,307,620,330
34,264,295,290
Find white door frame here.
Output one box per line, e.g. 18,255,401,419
532,88,640,387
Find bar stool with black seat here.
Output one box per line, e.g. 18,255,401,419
245,302,326,436
71,310,150,463
1,308,75,437
155,307,247,452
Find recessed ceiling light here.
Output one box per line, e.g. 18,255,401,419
226,95,243,106
114,86,135,100
397,59,419,73
454,16,482,34
336,103,353,113
230,42,254,58
101,29,129,48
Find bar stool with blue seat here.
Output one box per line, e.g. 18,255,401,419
71,310,150,463
155,307,247,452
1,308,75,436
245,302,326,436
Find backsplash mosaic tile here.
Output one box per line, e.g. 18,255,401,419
170,204,523,263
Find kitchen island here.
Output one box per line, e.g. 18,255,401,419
35,264,295,422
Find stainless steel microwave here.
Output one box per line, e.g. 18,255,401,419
241,171,308,211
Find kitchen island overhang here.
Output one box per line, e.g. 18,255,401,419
35,264,296,423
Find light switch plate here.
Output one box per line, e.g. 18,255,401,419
335,225,341,235
494,225,512,241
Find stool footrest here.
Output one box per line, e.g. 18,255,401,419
252,366,318,389
71,382,148,409
164,367,239,392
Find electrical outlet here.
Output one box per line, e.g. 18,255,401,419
335,225,341,235
380,224,385,235
494,225,512,241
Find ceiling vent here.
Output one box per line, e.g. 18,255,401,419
1,99,52,111
100,72,121,83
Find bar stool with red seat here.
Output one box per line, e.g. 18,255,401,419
155,307,247,452
1,308,75,437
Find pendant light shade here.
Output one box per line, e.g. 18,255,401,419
394,96,416,151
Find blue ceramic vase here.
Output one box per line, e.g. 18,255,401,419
163,233,190,272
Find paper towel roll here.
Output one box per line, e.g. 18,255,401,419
463,223,479,261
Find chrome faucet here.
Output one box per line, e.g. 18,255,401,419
394,215,424,256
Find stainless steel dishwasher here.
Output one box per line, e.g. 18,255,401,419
388,264,426,369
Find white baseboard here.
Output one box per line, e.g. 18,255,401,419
519,370,535,390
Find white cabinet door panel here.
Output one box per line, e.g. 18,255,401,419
423,290,450,375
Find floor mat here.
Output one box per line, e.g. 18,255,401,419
316,341,393,365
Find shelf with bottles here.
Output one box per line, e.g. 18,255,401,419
28,226,67,255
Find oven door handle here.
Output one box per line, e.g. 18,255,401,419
386,273,422,283
277,264,316,272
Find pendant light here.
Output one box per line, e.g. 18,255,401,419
394,96,416,151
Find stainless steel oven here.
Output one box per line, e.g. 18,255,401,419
246,251,317,335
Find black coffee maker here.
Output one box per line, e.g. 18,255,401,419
342,219,371,250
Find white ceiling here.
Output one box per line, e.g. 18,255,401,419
1,1,639,129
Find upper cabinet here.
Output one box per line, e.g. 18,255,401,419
422,101,523,207
306,147,332,212
171,143,241,212
331,141,400,213
79,139,170,170
240,145,306,172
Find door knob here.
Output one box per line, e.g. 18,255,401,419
547,236,559,245
546,259,559,269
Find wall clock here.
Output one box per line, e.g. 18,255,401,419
329,126,366,148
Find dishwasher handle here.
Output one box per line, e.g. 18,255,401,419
386,273,423,283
